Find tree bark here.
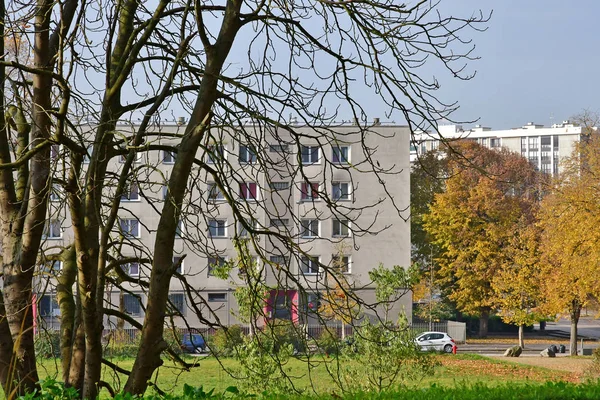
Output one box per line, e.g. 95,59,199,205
124,1,242,395
0,290,15,397
56,247,77,383
478,309,489,338
570,303,581,356
518,325,524,349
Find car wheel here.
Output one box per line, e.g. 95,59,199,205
443,344,453,353
194,347,203,354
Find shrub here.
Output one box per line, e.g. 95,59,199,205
318,328,341,355
263,320,305,353
209,325,244,357
103,330,141,358
34,330,61,359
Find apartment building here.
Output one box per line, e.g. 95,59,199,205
411,120,584,175
36,122,412,330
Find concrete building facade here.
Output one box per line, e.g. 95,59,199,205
36,123,412,331
411,120,584,175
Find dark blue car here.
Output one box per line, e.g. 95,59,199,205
181,333,206,353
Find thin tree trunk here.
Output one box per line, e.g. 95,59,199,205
478,309,489,338
68,283,86,393
57,247,77,383
0,290,15,396
518,325,524,349
570,304,581,356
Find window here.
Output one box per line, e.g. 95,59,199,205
269,144,289,153
207,182,225,201
162,185,169,200
176,220,184,238
121,183,139,201
269,255,288,266
119,152,142,163
332,146,350,164
300,256,319,275
173,256,183,274
301,219,319,238
42,261,62,273
208,293,227,302
332,182,350,201
207,145,224,164
122,262,140,277
50,184,61,202
332,219,350,237
238,220,256,237
301,182,319,201
44,220,62,239
208,219,226,237
51,144,60,161
83,146,92,164
301,145,319,164
239,182,258,200
269,181,290,191
490,138,501,148
163,150,176,164
331,255,350,273
306,293,321,312
270,219,289,227
239,145,257,164
168,293,185,313
119,218,140,238
123,294,141,316
39,295,60,317
207,256,226,276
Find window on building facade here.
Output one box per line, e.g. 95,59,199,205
301,145,319,164
270,218,289,227
269,181,290,191
43,219,62,239
269,255,288,266
119,218,140,238
207,145,225,164
269,144,289,153
175,220,184,238
122,262,140,277
173,256,183,274
121,183,139,201
332,145,350,164
240,182,258,200
162,150,176,164
39,295,60,317
207,182,225,201
490,138,501,148
301,182,319,201
300,256,319,275
239,145,257,164
306,293,321,312
51,144,61,161
124,294,141,316
208,219,227,237
208,293,227,302
301,219,319,238
238,220,257,237
332,182,351,201
332,219,350,237
50,184,62,202
207,256,227,276
331,255,350,273
168,293,185,314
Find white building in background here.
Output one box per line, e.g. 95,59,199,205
36,122,413,331
411,120,585,175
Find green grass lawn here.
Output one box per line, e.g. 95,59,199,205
31,353,580,398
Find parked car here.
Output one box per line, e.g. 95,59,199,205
415,331,456,353
181,333,206,353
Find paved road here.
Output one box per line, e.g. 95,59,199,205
541,316,600,340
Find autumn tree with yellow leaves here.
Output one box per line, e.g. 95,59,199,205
424,141,542,337
538,133,600,354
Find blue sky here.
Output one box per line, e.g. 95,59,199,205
421,1,600,129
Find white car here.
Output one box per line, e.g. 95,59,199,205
415,331,456,353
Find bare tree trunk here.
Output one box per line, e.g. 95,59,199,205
570,303,581,356
68,283,85,393
478,309,489,338
124,2,242,394
56,247,77,383
518,325,524,349
0,290,15,396
117,291,125,331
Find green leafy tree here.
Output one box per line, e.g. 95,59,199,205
368,264,419,323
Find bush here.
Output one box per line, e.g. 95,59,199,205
34,330,61,359
209,325,244,357
318,329,341,355
263,320,305,353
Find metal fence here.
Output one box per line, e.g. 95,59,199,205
409,320,466,343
